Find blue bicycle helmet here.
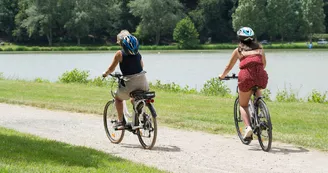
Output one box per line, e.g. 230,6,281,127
122,35,139,55
237,27,255,41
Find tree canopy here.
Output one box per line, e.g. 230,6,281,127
0,0,327,45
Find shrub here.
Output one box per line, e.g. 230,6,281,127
173,17,199,49
0,72,4,80
275,87,301,102
34,78,50,83
149,80,198,94
4,47,13,51
201,77,231,97
58,69,90,84
88,76,116,87
14,47,25,51
307,90,327,103
30,47,40,51
262,89,272,101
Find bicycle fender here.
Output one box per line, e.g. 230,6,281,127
255,96,264,105
147,103,157,118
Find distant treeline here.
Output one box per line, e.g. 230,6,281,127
0,0,327,46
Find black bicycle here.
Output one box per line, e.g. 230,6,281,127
103,72,157,149
222,74,272,152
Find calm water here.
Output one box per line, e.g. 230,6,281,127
1,50,328,98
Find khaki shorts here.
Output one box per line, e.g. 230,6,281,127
116,71,149,100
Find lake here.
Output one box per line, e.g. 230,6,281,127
1,49,327,99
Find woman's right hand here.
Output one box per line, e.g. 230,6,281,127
102,71,108,77
218,74,225,80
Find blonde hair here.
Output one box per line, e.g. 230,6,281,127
116,30,130,44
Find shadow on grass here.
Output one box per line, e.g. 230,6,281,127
0,132,123,168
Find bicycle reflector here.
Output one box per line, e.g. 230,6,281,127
146,99,154,103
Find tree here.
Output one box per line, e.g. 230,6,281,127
301,0,326,42
117,0,140,33
267,0,302,41
232,0,267,37
19,0,61,46
87,0,121,43
0,0,19,39
173,17,199,49
324,0,328,33
128,0,184,45
189,0,235,43
64,0,90,45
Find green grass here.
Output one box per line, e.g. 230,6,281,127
0,80,327,151
0,42,327,52
0,127,165,173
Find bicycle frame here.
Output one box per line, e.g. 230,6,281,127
107,73,154,130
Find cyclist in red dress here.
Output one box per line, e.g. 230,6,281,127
219,27,268,139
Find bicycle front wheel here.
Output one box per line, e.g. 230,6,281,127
234,97,252,145
137,103,157,149
256,99,272,152
103,100,125,144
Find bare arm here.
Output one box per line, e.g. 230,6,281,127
103,51,122,76
219,48,239,79
141,59,144,68
262,50,266,68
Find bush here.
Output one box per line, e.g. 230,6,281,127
88,76,116,87
14,47,25,51
4,47,13,51
34,78,50,83
149,80,198,94
0,72,4,80
308,90,327,103
201,77,231,97
173,17,199,49
58,69,90,84
30,47,40,51
275,87,301,102
262,89,272,101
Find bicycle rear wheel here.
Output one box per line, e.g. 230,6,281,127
103,100,125,144
137,103,157,149
234,97,251,145
256,99,272,152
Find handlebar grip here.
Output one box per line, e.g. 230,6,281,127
222,73,238,80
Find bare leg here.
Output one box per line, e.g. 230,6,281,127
115,97,124,122
239,89,253,127
256,89,262,98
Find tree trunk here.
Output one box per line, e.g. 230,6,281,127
77,36,81,46
47,29,53,46
155,30,160,45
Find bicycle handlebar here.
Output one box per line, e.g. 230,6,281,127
109,72,122,78
222,73,238,80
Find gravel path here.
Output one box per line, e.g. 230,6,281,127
1,103,327,173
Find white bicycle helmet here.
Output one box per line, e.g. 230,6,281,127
237,27,255,41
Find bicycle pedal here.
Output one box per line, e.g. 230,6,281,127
244,136,253,141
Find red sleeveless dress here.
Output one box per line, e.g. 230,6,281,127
238,51,268,92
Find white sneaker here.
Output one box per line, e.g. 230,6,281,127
243,126,253,139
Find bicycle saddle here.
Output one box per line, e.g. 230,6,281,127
130,90,155,99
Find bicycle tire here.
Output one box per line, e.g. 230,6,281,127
234,97,252,145
103,100,125,144
255,99,272,152
137,103,157,149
